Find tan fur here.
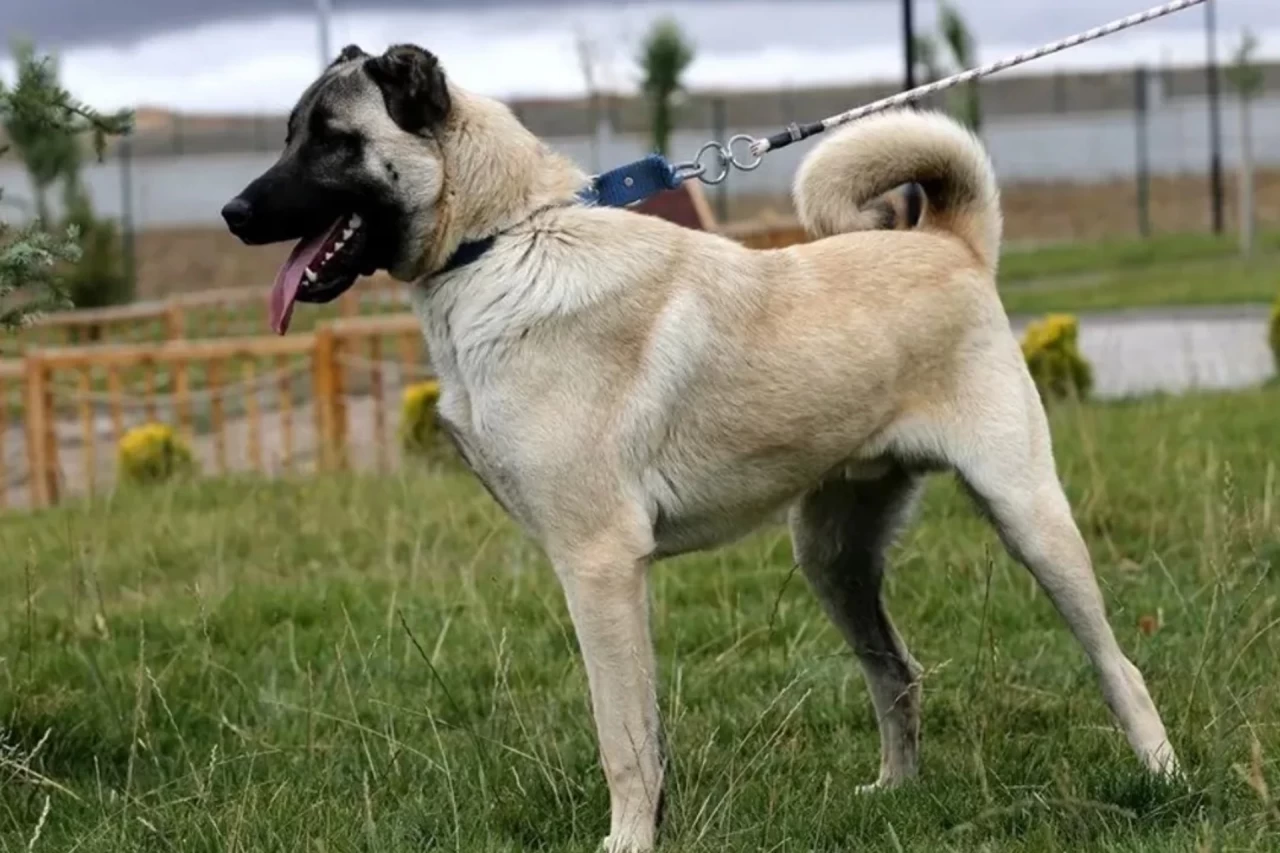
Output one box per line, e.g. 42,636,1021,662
372,86,1180,853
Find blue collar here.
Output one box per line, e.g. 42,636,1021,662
434,154,681,277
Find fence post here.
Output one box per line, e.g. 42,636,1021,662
165,301,186,340
312,325,348,470
1134,65,1151,239
339,290,358,317
23,355,59,507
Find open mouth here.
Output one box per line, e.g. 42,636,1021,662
269,213,378,334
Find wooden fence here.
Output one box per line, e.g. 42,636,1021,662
7,313,428,510
1,276,410,357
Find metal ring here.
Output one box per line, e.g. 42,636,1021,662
727,134,763,171
695,141,730,185
672,161,705,182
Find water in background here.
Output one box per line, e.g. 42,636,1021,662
1,92,1276,229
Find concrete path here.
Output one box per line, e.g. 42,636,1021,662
1009,305,1275,398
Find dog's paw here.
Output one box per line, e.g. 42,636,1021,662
602,834,653,853
854,773,912,795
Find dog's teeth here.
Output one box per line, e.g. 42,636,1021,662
324,251,334,263
304,269,317,283
334,241,345,252
342,228,354,240
350,214,362,229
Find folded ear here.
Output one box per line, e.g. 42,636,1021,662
365,44,451,134
331,44,369,67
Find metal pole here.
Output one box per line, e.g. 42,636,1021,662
316,0,332,71
119,137,136,290
1204,0,1224,233
1134,66,1151,238
712,97,728,223
902,0,916,91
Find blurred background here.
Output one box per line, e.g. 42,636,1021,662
1,0,1277,300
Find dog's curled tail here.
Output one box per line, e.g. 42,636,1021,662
792,109,1003,274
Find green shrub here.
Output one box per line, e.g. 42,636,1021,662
59,188,133,314
117,423,196,485
1021,313,1093,401
399,380,442,457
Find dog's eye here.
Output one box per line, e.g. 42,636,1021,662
308,109,331,140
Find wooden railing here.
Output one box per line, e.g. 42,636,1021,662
4,311,432,511
3,221,808,355
1,276,410,356
23,334,319,507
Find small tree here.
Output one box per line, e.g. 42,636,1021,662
575,26,604,173
1226,30,1262,256
60,185,130,313
2,41,82,224
916,3,982,133
0,44,130,330
2,40,133,321
638,18,694,157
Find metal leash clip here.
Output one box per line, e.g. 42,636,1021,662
672,134,763,186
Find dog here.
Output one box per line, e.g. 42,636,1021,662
223,43,1180,853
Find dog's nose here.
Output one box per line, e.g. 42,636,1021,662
221,197,253,232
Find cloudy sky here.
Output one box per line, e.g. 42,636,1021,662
2,0,1276,113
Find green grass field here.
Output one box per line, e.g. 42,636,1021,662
1,387,1279,852
998,231,1280,316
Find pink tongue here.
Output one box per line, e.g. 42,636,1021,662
269,218,345,335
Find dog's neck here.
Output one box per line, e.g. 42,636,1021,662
426,90,587,275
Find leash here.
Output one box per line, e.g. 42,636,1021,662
748,0,1207,159
438,0,1205,275
604,0,1208,200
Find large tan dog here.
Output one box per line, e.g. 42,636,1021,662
223,44,1180,852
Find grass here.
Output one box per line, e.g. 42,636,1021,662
2,383,1280,853
999,231,1280,316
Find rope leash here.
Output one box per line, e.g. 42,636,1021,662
667,0,1207,185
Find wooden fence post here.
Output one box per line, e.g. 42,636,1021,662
312,326,348,470
165,301,187,340
23,355,59,507
339,291,358,317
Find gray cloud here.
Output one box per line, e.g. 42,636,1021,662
3,0,1260,55
0,0,620,50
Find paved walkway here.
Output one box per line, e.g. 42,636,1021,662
1009,305,1276,398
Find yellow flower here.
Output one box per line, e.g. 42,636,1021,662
399,380,441,456
1021,313,1093,401
118,422,196,484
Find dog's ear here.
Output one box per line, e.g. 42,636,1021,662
365,45,451,134
331,44,368,67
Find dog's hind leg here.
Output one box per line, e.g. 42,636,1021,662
925,364,1180,778
789,467,926,789
549,521,664,853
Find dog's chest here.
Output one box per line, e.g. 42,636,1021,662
413,294,539,529
434,391,538,529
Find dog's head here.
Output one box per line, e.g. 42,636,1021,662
222,44,452,333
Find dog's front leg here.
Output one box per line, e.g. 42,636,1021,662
554,544,663,853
